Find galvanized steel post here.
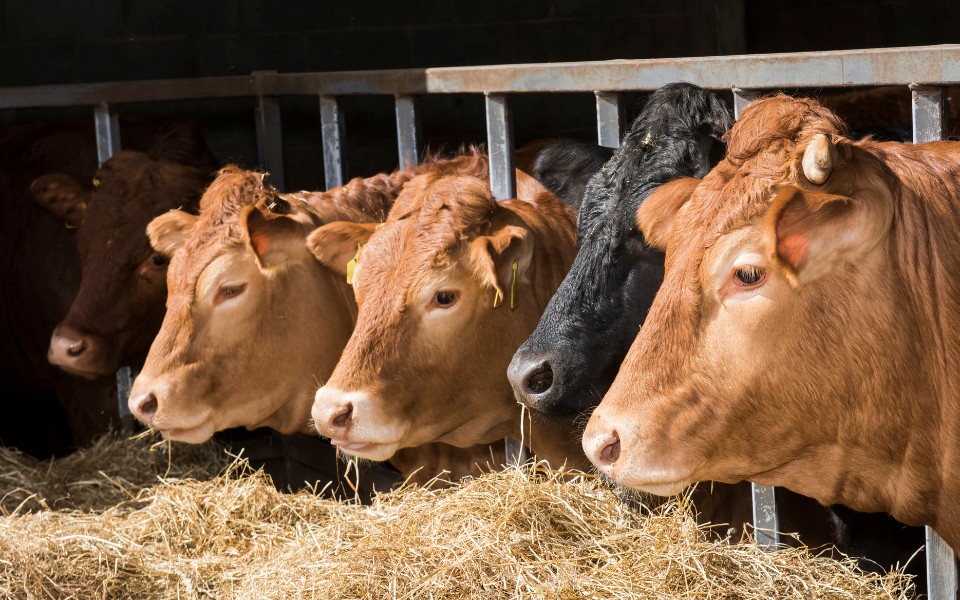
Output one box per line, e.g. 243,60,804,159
395,94,422,170
732,88,758,120
94,102,121,167
733,86,781,548
484,92,516,202
595,91,625,148
912,83,959,600
255,95,286,192
485,92,522,463
320,95,349,189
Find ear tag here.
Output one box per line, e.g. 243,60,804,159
493,288,502,308
346,243,362,285
92,177,100,188
510,261,519,310
377,222,385,229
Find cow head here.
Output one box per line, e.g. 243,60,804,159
30,151,211,379
310,169,578,464
509,83,731,427
583,96,907,509
128,167,360,442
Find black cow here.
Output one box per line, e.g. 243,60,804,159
509,83,728,418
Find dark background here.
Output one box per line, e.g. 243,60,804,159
1,0,957,190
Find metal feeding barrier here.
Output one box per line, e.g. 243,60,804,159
2,44,957,595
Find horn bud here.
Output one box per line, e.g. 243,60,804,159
802,133,835,185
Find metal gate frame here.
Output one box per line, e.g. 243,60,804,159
3,44,958,596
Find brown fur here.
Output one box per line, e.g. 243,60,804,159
590,94,960,550
134,151,511,485
311,149,586,469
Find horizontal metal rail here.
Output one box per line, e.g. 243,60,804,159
2,45,960,110
4,44,956,596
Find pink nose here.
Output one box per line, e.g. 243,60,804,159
583,419,621,474
312,401,354,437
130,392,159,424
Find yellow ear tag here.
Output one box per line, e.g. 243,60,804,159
493,288,502,308
92,177,100,188
510,261,519,309
346,243,362,285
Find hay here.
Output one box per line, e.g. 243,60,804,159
0,430,228,514
0,441,913,600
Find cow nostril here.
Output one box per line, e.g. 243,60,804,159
526,364,554,394
599,433,621,464
139,394,158,419
333,404,353,426
66,338,86,357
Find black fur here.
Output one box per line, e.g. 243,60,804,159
509,82,730,419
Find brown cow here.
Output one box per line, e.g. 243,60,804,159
583,94,960,550
0,119,215,453
130,159,503,486
309,150,588,469
32,147,216,379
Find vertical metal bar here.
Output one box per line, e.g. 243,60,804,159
255,96,285,192
751,484,779,547
735,87,780,549
733,88,760,119
732,88,759,119
395,94,422,170
320,95,348,189
926,526,958,600
94,102,121,167
595,91,625,149
95,101,129,430
912,84,948,144
911,83,958,599
116,367,139,435
484,92,516,201
504,438,529,465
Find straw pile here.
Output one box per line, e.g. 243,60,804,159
0,435,913,599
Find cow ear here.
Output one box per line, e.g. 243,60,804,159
147,210,198,257
637,177,701,250
29,173,94,226
764,185,892,286
241,206,307,269
307,221,379,278
468,225,533,309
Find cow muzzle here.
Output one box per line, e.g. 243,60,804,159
312,386,403,461
48,324,115,379
128,377,216,443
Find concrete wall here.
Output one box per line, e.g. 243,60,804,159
0,0,957,189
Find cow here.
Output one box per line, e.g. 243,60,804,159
33,144,217,380
0,118,215,453
129,159,504,486
308,148,588,470
583,93,960,553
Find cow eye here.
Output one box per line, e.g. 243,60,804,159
733,265,765,286
215,283,248,305
149,253,169,268
434,291,457,307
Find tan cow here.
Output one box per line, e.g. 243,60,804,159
583,94,960,550
130,159,502,486
309,149,589,469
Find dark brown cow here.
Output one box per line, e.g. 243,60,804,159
584,94,960,551
33,147,216,379
309,150,587,468
0,119,215,453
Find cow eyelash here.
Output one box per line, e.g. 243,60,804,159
733,265,765,286
215,283,248,305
